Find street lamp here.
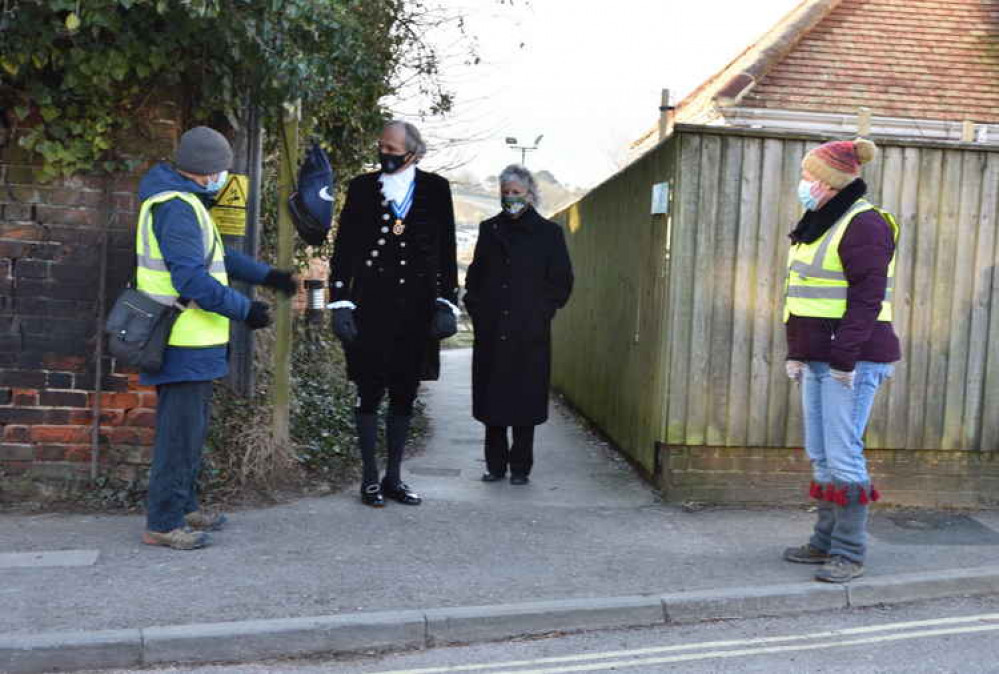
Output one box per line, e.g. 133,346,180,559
505,134,544,166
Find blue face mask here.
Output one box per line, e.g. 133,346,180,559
205,170,229,193
797,179,820,211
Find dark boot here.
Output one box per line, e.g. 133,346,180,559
784,483,834,564
820,482,871,581
355,411,381,506
382,414,421,505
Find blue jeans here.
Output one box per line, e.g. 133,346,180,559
801,361,893,485
146,381,213,532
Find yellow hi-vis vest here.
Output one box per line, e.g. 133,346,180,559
784,198,900,323
135,191,230,348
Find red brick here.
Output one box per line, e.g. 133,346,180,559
104,426,155,445
0,222,48,241
12,389,38,406
29,425,90,444
138,392,158,408
3,425,30,442
124,408,157,428
93,392,140,410
64,444,94,462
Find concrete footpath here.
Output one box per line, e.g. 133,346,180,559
3,349,999,672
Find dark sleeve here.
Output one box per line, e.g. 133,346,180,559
830,210,894,372
224,247,270,285
154,200,250,321
436,178,459,304
545,224,574,311
463,222,486,312
329,178,361,304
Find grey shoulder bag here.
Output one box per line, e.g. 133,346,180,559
105,222,218,373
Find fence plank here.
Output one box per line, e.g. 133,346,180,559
666,133,702,444
965,154,999,450
940,151,984,449
979,153,999,451
707,136,744,446
725,137,763,447
886,146,921,448
748,139,785,445
686,134,722,445
922,151,962,449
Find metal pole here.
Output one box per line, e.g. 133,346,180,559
90,178,113,481
272,101,299,446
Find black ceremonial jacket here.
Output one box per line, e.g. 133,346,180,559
329,169,458,382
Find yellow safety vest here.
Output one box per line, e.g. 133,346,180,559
135,191,230,348
784,198,900,323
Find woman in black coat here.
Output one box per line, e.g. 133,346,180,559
463,165,573,485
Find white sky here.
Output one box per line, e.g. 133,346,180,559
393,0,803,188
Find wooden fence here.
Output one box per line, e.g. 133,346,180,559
552,125,999,479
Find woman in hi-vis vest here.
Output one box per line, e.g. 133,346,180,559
782,138,901,583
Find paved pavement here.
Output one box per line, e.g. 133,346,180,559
2,349,999,671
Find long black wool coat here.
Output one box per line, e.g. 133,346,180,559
329,169,458,383
463,207,574,426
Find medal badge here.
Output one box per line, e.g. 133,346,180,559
389,181,416,237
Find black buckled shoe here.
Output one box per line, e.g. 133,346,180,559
481,472,505,482
382,480,422,505
510,475,530,486
361,483,385,508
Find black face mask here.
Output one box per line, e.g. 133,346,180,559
379,151,411,174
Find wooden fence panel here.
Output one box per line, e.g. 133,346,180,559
552,126,999,469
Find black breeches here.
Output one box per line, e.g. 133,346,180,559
356,376,420,416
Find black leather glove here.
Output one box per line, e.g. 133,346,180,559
245,301,272,330
262,269,298,297
432,301,458,340
331,307,358,344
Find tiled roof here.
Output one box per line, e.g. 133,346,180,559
742,0,999,123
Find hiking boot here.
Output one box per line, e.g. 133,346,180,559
815,555,864,583
782,543,831,565
184,510,228,531
142,528,210,550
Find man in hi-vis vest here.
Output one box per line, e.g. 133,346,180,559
782,138,901,583
137,127,297,550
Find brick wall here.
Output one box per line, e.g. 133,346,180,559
659,445,999,509
0,118,178,496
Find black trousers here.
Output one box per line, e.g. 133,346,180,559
484,425,535,477
147,381,213,532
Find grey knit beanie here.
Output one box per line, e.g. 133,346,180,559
174,126,233,175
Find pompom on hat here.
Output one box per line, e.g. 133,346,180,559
802,138,877,189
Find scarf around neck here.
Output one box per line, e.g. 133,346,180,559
789,179,867,245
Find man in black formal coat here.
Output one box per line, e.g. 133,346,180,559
329,120,459,507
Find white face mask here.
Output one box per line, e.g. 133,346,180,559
205,170,229,193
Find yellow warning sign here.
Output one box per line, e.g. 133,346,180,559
210,174,249,237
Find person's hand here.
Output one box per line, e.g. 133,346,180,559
263,269,299,297
786,360,806,383
245,301,272,330
331,307,358,344
831,368,855,390
432,299,458,339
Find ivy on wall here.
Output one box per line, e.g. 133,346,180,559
0,0,452,180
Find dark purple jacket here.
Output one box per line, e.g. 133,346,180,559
786,208,902,372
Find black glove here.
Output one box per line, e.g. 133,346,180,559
245,301,272,330
331,307,358,344
263,269,298,297
431,302,458,340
